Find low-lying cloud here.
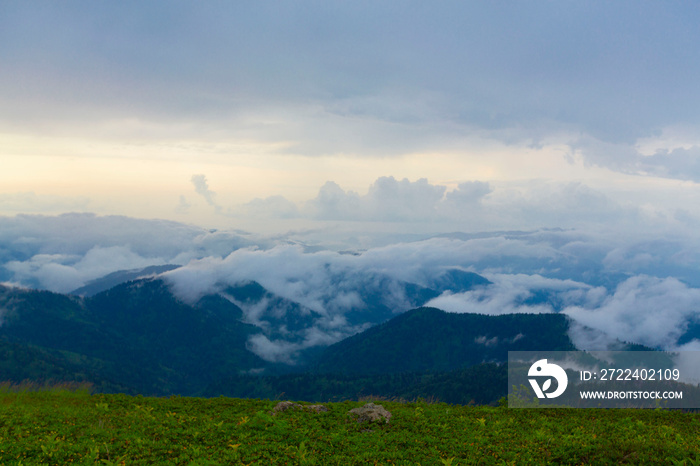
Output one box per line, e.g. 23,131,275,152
163,235,700,361
4,212,700,363
563,275,700,350
425,273,603,316
0,213,257,292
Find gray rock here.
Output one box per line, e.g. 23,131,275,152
347,402,392,424
271,401,302,414
272,401,328,415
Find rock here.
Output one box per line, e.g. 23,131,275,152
306,404,329,413
347,402,392,424
271,401,302,414
271,401,328,415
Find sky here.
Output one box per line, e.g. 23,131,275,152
3,1,700,233
4,2,700,362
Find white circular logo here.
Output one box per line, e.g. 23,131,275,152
528,359,568,399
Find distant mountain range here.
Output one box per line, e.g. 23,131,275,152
70,264,181,296
0,267,648,402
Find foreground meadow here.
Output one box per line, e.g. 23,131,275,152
1,385,700,465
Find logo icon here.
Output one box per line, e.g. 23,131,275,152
528,359,568,399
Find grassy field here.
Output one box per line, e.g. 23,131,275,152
1,384,700,465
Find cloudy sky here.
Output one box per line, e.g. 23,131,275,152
3,1,700,233
4,2,700,361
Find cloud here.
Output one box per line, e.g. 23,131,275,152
157,235,632,361
164,240,490,359
246,326,349,364
303,176,457,221
4,246,168,294
191,174,222,213
424,271,700,353
304,181,362,221
479,181,639,231
365,177,446,221
6,212,700,363
0,213,257,291
199,175,655,235
563,276,700,351
4,254,84,293
636,146,700,181
443,181,492,205
5,1,700,169
162,236,700,361
572,137,700,183
425,273,599,316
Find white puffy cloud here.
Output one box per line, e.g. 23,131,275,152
4,246,168,293
563,276,700,350
442,181,492,205
299,176,632,227
5,254,84,293
0,213,257,291
303,176,446,221
364,177,446,221
191,174,222,213
425,273,603,315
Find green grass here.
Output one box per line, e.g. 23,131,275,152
1,385,700,465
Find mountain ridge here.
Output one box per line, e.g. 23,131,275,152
0,274,653,400
312,307,576,374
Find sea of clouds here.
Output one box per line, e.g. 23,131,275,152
3,212,700,363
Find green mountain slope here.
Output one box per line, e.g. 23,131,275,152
0,280,267,395
1,278,584,402
313,307,576,374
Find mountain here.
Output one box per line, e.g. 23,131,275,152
221,281,325,345
211,269,492,364
0,280,267,395
0,268,493,395
312,307,576,374
207,306,563,404
70,264,181,296
0,269,588,402
334,268,491,327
